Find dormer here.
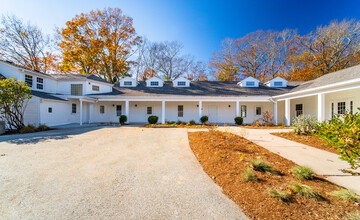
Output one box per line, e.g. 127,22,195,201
264,76,287,87
238,76,260,87
119,76,137,87
173,77,190,87
146,77,163,87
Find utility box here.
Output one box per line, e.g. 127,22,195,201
0,121,5,135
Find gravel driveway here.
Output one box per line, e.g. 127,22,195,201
0,127,246,219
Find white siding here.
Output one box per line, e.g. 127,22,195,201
325,88,360,119
23,96,41,126
165,102,198,122
39,100,78,126
85,81,112,94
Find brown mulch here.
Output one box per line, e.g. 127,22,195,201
240,125,290,129
271,132,339,155
188,131,360,219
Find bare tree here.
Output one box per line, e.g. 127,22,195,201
0,14,54,73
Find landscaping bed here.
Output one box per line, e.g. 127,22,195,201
272,132,338,154
188,130,360,219
239,125,290,129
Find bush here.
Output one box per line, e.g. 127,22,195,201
262,111,273,125
289,183,320,200
169,121,176,124
268,189,292,202
119,115,127,124
250,159,273,173
292,114,318,135
252,120,262,126
234,117,243,125
19,124,36,133
37,124,49,131
200,116,208,124
290,166,315,180
189,120,196,125
243,168,258,182
148,115,159,124
329,189,360,202
177,120,185,125
316,109,360,171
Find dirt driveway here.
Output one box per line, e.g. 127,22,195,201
0,127,246,219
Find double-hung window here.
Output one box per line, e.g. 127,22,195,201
100,105,105,114
296,104,303,117
72,104,76,113
25,75,33,87
337,102,346,115
178,105,184,117
241,105,247,117
36,77,44,90
256,107,261,115
150,81,159,86
116,105,122,117
147,106,152,115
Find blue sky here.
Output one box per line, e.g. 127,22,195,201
1,0,360,62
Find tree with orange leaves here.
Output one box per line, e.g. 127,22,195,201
58,8,142,83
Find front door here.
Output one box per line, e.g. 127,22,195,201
208,105,218,123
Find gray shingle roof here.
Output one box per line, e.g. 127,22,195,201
0,73,5,80
31,90,68,102
288,65,360,93
51,74,112,84
90,81,304,97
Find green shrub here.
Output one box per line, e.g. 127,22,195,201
148,115,159,124
268,189,292,202
169,121,176,124
289,183,320,199
177,120,185,125
243,168,258,182
19,124,36,133
189,120,196,125
316,109,360,171
200,116,208,124
329,189,360,202
37,124,49,131
292,114,318,134
290,166,315,180
234,117,243,125
250,159,273,173
119,115,127,124
347,211,360,220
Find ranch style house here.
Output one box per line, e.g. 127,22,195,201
0,59,359,127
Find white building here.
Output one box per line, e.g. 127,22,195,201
0,60,359,127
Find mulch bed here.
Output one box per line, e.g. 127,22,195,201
271,132,339,155
188,131,360,219
239,125,290,129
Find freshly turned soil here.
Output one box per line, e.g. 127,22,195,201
239,125,290,129
188,131,360,219
271,132,339,155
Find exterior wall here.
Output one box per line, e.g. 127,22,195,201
165,101,198,122
84,81,112,94
202,102,236,124
91,101,125,123
277,100,285,125
0,62,21,79
23,96,41,126
289,96,318,122
129,101,162,123
39,100,79,126
325,88,360,119
237,102,273,125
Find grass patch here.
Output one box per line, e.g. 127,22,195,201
250,159,273,173
243,168,258,182
268,189,292,202
289,183,321,200
290,166,315,180
329,189,360,203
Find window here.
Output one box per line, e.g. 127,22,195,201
124,81,132,86
177,81,186,86
350,101,353,114
331,102,335,118
246,81,255,87
25,74,33,87
72,104,76,113
274,81,283,87
147,106,152,115
296,104,303,117
36,77,44,90
178,105,184,117
92,85,99,91
256,107,262,115
337,102,346,114
150,81,159,86
241,105,247,117
100,105,105,114
71,84,83,96
116,105,122,117
48,107,52,113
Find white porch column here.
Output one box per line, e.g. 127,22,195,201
125,100,129,123
161,100,166,124
79,99,83,126
273,101,278,125
88,103,93,123
235,101,240,117
198,101,202,123
318,93,325,122
285,99,291,126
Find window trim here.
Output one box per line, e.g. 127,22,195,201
116,105,122,117
71,103,76,114
124,81,132,86
177,81,186,86
92,85,100,91
256,107,262,116
274,81,283,87
178,105,184,117
36,77,44,90
337,101,346,115
147,106,153,115
245,81,255,87
71,84,83,96
150,81,159,86
241,105,247,117
100,105,105,114
25,74,33,87
295,104,303,117
48,107,52,113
